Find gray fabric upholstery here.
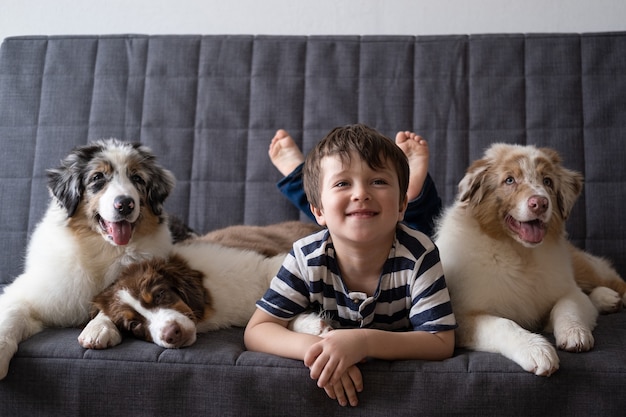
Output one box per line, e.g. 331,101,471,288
0,33,625,416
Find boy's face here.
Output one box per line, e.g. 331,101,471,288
310,151,408,246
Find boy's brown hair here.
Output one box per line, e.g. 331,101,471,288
303,124,409,209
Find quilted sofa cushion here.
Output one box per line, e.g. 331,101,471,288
1,34,625,286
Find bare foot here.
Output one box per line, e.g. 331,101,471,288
269,129,305,176
395,131,429,201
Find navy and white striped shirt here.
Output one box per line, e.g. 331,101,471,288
256,223,457,332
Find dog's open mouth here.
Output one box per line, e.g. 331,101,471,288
98,216,135,246
505,215,546,244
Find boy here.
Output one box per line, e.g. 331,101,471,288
244,124,456,407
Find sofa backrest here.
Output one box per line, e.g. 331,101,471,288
1,33,625,283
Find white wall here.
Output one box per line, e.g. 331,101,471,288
1,0,625,44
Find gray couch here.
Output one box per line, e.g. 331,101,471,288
1,33,625,416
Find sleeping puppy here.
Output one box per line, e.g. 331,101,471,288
435,143,624,376
85,221,328,348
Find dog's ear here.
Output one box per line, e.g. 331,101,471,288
135,143,175,216
458,158,490,204
556,168,583,219
90,284,118,319
46,144,102,217
47,166,83,217
163,255,212,321
146,166,175,216
540,147,583,220
91,260,150,320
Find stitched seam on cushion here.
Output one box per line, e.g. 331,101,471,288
191,36,203,226
522,35,528,146
244,36,255,224
86,38,99,143
28,38,48,235
139,36,150,142
578,34,589,247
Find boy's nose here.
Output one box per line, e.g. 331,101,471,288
351,184,371,201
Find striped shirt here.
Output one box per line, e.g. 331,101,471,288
256,223,457,332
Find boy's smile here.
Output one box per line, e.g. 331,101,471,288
346,209,377,218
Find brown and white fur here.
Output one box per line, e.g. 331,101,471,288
435,143,624,376
85,221,329,349
0,139,175,379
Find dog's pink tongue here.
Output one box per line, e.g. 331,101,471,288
107,221,132,245
519,221,545,244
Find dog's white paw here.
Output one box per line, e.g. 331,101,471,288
589,287,622,314
78,315,122,349
513,335,560,376
0,355,10,380
289,311,333,336
0,339,18,380
555,325,594,353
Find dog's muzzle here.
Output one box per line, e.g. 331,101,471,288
98,195,137,246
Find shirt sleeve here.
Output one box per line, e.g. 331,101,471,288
255,250,311,320
408,245,457,332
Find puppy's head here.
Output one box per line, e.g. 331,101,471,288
458,143,583,247
93,254,212,348
46,139,175,246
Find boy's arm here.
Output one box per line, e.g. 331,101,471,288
306,328,454,389
244,308,321,360
360,328,454,360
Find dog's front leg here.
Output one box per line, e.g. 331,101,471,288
550,289,597,352
78,311,122,349
0,299,45,379
459,313,560,376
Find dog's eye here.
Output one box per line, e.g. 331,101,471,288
91,173,105,184
154,290,165,304
505,176,515,185
543,177,553,187
129,321,146,338
131,174,145,186
88,173,107,192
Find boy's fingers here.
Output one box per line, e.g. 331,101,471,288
315,356,339,387
332,383,349,407
323,385,336,400
341,373,359,407
303,342,322,367
320,368,362,407
348,365,364,392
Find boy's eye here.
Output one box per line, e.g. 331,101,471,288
334,181,349,188
372,179,388,185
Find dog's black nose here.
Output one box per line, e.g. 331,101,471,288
114,196,136,216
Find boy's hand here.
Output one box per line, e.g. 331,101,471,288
304,329,367,388
321,365,363,407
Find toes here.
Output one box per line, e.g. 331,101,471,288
556,327,594,352
515,336,560,376
589,287,622,314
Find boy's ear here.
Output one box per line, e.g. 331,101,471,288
398,194,409,222
310,204,327,226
